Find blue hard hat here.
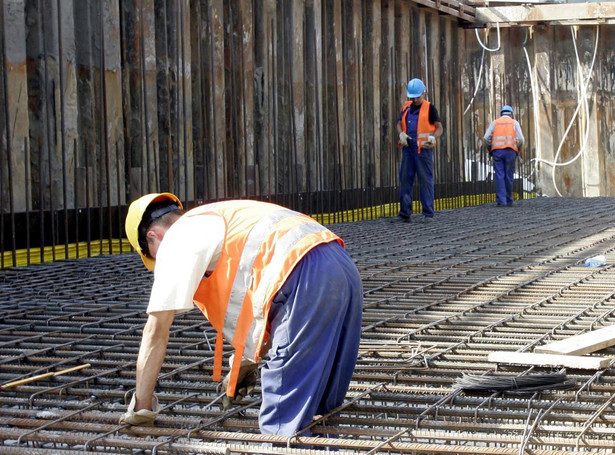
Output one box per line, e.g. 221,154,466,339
406,79,426,98
501,105,514,115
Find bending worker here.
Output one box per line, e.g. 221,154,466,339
119,193,363,436
396,78,443,223
483,105,524,207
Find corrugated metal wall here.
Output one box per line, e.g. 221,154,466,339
1,0,612,267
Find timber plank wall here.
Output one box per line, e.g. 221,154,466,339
0,0,614,248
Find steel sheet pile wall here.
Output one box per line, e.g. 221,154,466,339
2,197,615,453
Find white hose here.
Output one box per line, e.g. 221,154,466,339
531,26,599,196
474,23,500,52
463,46,485,115
523,32,540,182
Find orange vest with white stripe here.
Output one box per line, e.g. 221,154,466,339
491,116,518,152
400,100,437,153
185,200,343,397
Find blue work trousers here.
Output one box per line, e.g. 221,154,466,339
492,148,517,206
259,241,363,436
399,147,434,218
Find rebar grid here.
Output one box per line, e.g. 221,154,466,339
2,197,615,454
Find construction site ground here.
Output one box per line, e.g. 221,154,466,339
2,196,615,454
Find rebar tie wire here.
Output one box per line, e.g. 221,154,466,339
364,388,464,455
287,384,384,449
17,400,101,445
576,391,615,448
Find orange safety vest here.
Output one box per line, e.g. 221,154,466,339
185,200,343,397
490,116,519,152
400,100,437,153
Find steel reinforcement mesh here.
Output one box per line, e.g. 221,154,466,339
2,197,615,454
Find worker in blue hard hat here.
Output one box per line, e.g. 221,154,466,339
483,105,525,207
395,78,444,223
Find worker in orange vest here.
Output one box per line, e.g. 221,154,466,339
483,105,525,207
119,193,363,436
395,78,444,223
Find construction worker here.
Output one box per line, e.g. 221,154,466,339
119,193,363,436
483,105,524,207
396,78,444,223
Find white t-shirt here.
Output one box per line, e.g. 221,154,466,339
146,214,225,314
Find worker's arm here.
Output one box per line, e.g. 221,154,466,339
134,310,175,411
483,122,495,147
514,121,525,148
433,121,443,139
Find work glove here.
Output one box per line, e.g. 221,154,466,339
422,135,436,149
119,394,160,426
220,356,259,410
399,132,411,147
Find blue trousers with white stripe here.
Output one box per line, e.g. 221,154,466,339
259,241,363,435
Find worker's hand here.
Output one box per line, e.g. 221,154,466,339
119,394,160,426
220,356,259,410
399,132,410,147
422,135,436,149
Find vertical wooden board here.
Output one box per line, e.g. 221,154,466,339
291,1,306,194
398,0,410,87
2,0,29,212
72,3,97,207
369,0,381,188
313,0,323,197
578,26,600,197
142,0,158,197
302,0,318,207
382,0,395,189
332,0,345,189
552,26,581,197
353,0,364,196
210,0,226,198
487,30,505,123
440,19,455,184
178,0,193,201
101,0,124,206
599,25,615,195
266,0,277,198
239,0,255,197
426,11,440,185
46,0,78,210
415,8,426,83
189,0,204,199
347,0,360,194
533,26,555,197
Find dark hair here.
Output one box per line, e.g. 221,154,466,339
137,201,182,257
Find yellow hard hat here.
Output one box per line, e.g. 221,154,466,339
125,192,183,270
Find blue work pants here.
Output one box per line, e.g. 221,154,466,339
492,148,517,206
399,147,434,218
259,241,363,436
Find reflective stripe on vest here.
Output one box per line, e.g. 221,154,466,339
400,100,437,153
186,200,343,396
491,116,518,152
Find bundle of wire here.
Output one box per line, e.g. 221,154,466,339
455,373,575,393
